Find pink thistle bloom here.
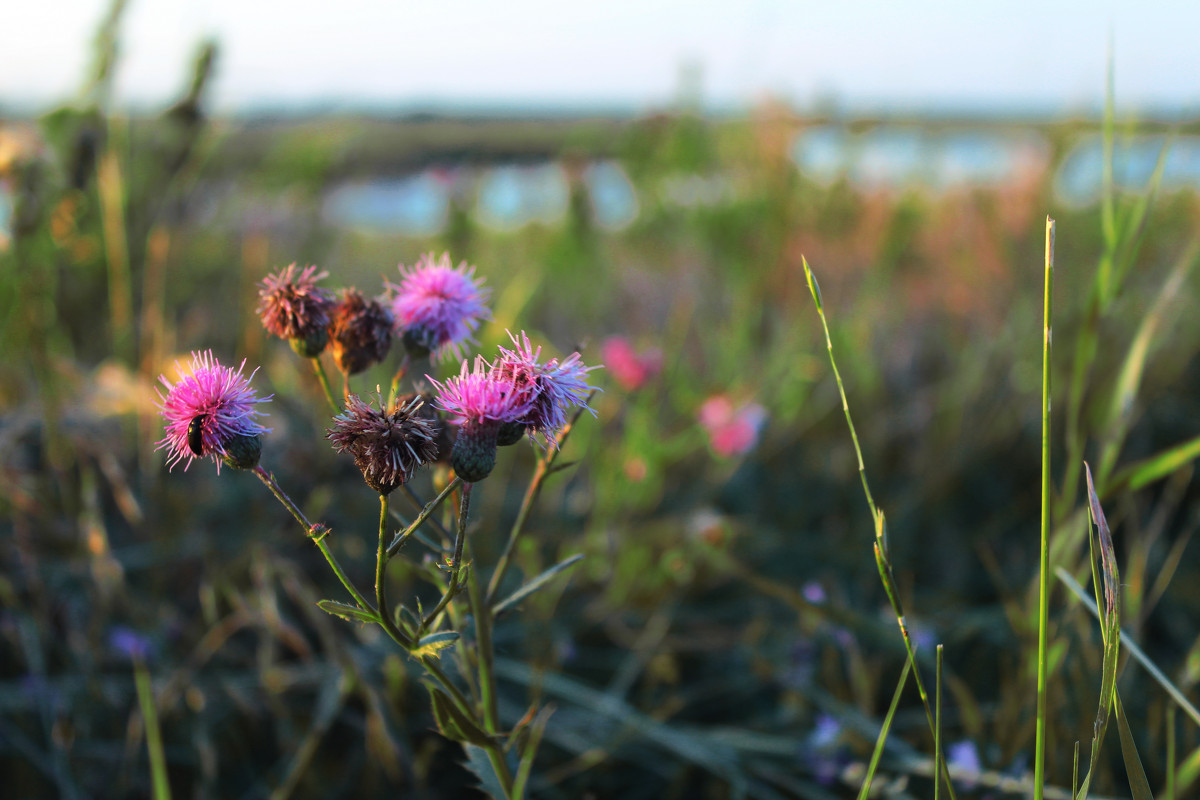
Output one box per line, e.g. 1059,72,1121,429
429,356,531,427
387,252,491,362
156,350,272,472
493,330,600,445
698,395,767,458
601,336,661,392
256,264,335,355
428,356,532,482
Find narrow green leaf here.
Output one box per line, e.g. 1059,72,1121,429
492,554,584,616
1114,691,1153,800
856,660,911,800
412,631,460,659
802,256,824,312
1107,435,1200,495
316,599,376,624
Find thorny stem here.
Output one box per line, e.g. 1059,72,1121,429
376,494,415,647
253,465,373,615
486,401,589,604
400,484,455,543
310,357,340,413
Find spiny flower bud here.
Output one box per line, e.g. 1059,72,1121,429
327,394,439,494
329,288,394,375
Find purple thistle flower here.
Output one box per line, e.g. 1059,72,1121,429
428,356,531,482
256,264,335,356
387,252,491,362
492,330,600,447
156,350,272,472
327,394,440,494
328,288,394,375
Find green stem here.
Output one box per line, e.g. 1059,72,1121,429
253,465,374,615
486,403,587,604
310,357,340,413
388,478,461,558
466,536,500,734
376,494,415,646
1035,216,1055,800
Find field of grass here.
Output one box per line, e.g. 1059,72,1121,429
4,21,1200,800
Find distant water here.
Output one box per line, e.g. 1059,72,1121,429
792,124,1200,203
322,160,639,234
1055,134,1200,204
791,125,1049,189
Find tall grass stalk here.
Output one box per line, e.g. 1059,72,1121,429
1035,216,1055,800
133,657,171,800
802,256,955,800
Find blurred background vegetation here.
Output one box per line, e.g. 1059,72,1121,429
4,4,1200,798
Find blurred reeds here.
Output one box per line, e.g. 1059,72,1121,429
5,7,1200,799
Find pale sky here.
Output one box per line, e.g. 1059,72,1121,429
1,0,1198,114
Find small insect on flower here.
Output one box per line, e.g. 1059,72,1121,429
156,350,272,472
187,414,207,456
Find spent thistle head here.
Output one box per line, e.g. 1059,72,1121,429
328,288,394,375
256,263,335,357
327,393,440,494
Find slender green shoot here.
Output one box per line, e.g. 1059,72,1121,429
1035,215,1055,800
134,657,172,800
935,644,943,800
856,659,911,800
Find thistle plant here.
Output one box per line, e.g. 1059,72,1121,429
157,253,599,798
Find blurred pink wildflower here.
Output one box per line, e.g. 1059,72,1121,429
256,264,335,355
493,330,599,445
387,252,490,362
697,395,767,458
601,336,661,392
156,350,272,471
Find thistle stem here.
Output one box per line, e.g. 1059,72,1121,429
253,465,374,616
310,357,340,413
376,494,415,646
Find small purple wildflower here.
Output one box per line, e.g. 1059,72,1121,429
327,394,440,494
492,330,600,446
387,252,490,362
109,625,154,663
947,740,982,788
156,350,272,472
429,356,532,481
256,263,335,356
328,288,394,375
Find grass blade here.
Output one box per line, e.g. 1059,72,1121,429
1114,691,1153,800
856,659,912,800
1035,216,1055,800
1073,465,1122,800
